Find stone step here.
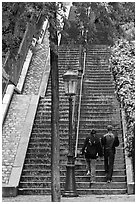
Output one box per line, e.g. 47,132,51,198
80,115,116,120
25,153,124,160
78,127,122,132
80,113,119,118
30,132,69,138
79,132,123,139
25,150,68,158
22,161,125,171
85,70,111,74
79,122,119,127
28,141,67,147
84,75,112,79
18,187,127,195
83,83,115,89
77,188,127,195
84,78,113,81
84,76,112,80
74,169,126,177
21,168,126,177
80,105,117,110
86,53,110,56
19,180,126,190
75,158,125,164
80,104,116,108
81,93,115,97
83,91,115,95
74,163,125,170
20,175,126,183
84,81,114,85
23,164,66,171
81,97,115,102
26,147,67,154
18,188,51,195
84,89,115,93
32,117,120,124
85,67,110,70
79,120,118,124
31,124,119,131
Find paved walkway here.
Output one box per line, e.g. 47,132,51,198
2,27,49,185
22,29,49,95
2,194,135,202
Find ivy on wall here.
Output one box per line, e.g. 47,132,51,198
109,38,135,159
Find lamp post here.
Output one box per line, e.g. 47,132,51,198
62,69,78,197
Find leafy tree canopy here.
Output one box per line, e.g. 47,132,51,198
2,2,135,55
2,2,66,56
64,2,135,45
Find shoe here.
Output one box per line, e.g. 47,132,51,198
89,181,95,187
107,180,111,183
90,180,95,184
105,171,108,177
86,170,91,176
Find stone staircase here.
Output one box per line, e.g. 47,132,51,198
18,45,127,195
75,45,127,194
18,47,80,195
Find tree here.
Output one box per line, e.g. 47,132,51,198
64,2,135,46
2,2,43,57
47,2,66,202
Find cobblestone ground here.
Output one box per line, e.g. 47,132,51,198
2,28,49,184
2,95,32,184
2,195,135,202
22,29,49,95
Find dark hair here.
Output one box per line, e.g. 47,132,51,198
107,125,113,131
90,129,96,134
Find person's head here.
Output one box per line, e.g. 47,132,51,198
107,125,113,132
90,129,96,136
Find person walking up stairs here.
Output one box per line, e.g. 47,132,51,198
75,45,127,195
81,129,103,186
101,125,119,183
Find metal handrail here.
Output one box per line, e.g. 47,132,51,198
74,50,86,158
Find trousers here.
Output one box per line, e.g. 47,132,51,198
104,149,115,180
86,158,96,182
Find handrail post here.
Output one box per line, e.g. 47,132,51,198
74,49,86,158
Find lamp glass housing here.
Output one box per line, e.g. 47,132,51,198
63,70,78,96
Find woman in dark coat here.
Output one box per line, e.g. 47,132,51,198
81,129,103,183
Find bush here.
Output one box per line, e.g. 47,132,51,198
109,38,135,161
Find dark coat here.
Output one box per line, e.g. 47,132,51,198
81,135,103,159
101,132,119,154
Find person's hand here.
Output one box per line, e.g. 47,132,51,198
77,149,83,156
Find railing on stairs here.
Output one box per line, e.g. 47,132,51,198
74,49,86,158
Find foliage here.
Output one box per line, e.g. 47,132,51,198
74,2,118,45
2,2,43,56
109,38,135,157
3,2,135,55
69,2,135,46
2,2,67,57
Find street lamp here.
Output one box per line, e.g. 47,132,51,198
62,69,78,197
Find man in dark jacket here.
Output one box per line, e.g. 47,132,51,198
101,125,119,183
81,129,103,183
